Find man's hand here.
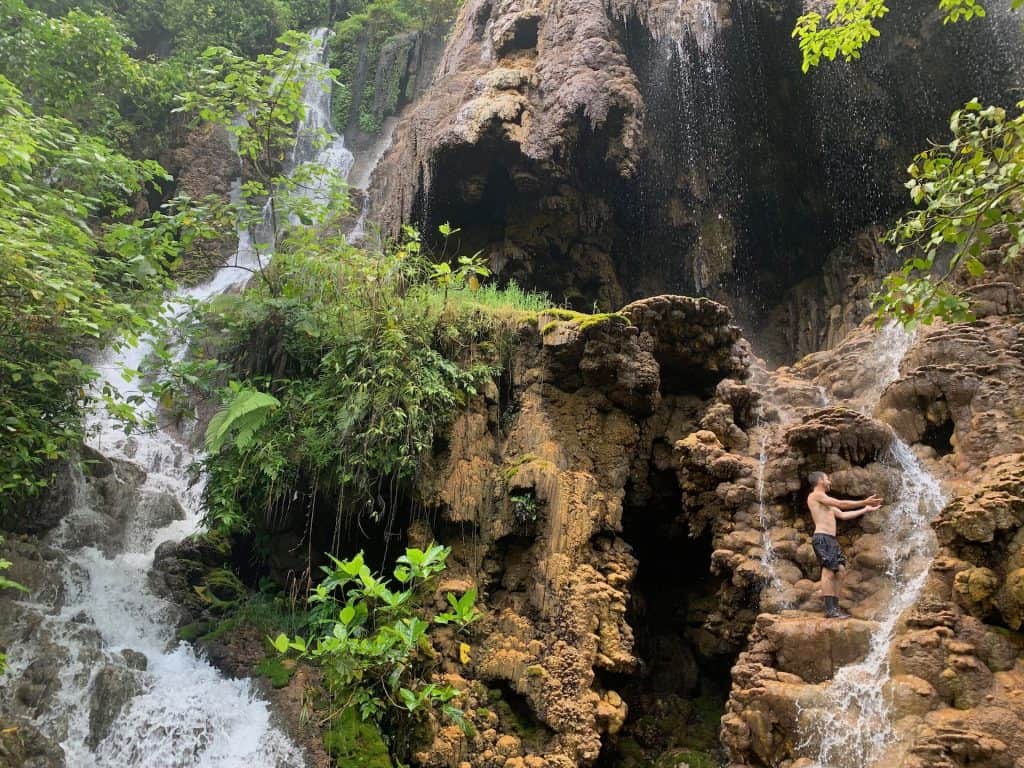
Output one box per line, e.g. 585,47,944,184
866,494,883,506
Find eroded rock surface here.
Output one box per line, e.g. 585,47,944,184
407,295,746,766
369,0,1022,357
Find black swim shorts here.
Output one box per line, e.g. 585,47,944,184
811,533,846,572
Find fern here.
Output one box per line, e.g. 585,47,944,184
205,386,281,454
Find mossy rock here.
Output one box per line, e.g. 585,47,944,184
575,312,627,332
177,621,213,642
324,707,393,768
199,568,246,609
255,656,296,689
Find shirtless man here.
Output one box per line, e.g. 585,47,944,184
806,471,882,618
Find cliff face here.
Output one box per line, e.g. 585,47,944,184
408,296,748,766
369,0,1022,359
377,220,1024,767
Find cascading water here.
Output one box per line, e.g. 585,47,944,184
790,324,946,766
290,28,355,212
754,426,786,600
0,29,356,767
802,440,945,768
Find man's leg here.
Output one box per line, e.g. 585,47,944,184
820,567,836,598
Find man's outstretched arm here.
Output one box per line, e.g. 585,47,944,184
835,504,881,521
823,493,883,510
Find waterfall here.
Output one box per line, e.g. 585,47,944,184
803,440,945,767
290,28,354,212
0,29,359,767
755,427,787,602
790,324,946,766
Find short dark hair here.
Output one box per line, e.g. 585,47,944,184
807,471,827,488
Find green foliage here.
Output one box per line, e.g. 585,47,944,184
435,588,481,630
194,221,534,532
0,76,176,504
792,0,1023,71
509,493,540,525
873,99,1024,326
429,227,491,302
1,0,149,140
791,0,888,72
174,31,349,301
274,545,478,759
176,31,328,184
0,536,28,674
157,0,295,56
205,384,282,454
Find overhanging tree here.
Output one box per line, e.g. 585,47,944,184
793,0,1023,326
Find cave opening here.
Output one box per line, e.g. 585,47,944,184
596,469,733,767
921,416,955,457
484,679,555,752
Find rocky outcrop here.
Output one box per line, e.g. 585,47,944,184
714,306,1024,767
407,295,747,766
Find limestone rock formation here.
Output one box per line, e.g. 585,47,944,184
368,0,1022,357
715,309,1024,767
409,295,747,766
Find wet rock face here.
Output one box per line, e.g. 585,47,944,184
0,718,66,768
714,308,1024,768
88,665,142,748
371,0,1021,342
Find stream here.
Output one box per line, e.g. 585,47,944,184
1,27,355,767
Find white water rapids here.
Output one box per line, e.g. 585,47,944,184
2,28,354,767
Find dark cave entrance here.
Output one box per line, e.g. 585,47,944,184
921,416,955,458
596,471,733,767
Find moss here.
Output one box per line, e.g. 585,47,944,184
323,707,394,768
197,568,246,612
502,453,536,476
177,621,213,642
541,308,586,321
255,655,296,689
575,312,627,332
539,310,628,336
